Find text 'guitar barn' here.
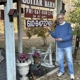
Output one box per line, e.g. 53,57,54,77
21,0,55,9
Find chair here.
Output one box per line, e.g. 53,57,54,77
28,47,41,64
41,42,55,68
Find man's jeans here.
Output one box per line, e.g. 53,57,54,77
57,46,74,75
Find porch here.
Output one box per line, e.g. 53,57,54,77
0,36,80,80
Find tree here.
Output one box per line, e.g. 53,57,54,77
24,25,55,46
36,27,49,46
69,0,80,59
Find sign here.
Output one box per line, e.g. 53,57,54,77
25,8,53,19
21,0,55,9
26,20,52,27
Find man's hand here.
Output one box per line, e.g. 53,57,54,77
56,38,62,41
46,27,51,31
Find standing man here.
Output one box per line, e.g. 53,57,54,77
47,13,74,80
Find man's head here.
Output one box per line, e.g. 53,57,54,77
57,13,64,24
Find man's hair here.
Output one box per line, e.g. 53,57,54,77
57,13,64,18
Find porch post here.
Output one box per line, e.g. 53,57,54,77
17,0,22,54
56,0,62,62
4,0,16,80
57,0,62,14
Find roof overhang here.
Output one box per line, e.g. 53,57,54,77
0,0,17,5
13,0,17,2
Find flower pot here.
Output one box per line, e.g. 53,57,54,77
34,58,40,64
17,60,31,80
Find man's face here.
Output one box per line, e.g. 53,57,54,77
57,15,64,24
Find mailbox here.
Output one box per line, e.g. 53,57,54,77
8,9,18,22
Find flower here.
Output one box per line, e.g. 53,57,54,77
33,70,40,76
32,52,41,59
18,53,29,63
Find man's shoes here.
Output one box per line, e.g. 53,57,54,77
70,74,75,80
57,72,64,77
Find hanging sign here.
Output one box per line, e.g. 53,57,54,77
21,0,55,9
26,20,52,27
25,8,53,19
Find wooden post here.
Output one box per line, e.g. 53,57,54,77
17,0,22,54
4,0,16,80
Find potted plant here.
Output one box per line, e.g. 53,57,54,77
16,53,31,80
17,53,29,63
32,52,41,64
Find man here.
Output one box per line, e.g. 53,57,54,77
47,13,74,80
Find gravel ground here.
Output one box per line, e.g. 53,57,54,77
0,34,80,80
44,49,80,80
